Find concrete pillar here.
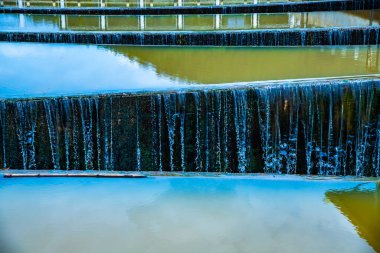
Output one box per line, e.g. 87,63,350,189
60,0,64,8
139,15,145,30
61,15,66,29
101,15,106,30
215,14,220,30
252,13,258,28
289,13,296,28
139,0,144,7
19,14,25,28
177,15,184,30
17,0,23,7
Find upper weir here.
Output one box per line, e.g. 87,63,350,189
1,0,379,15
1,26,379,46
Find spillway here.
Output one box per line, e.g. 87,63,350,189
1,77,379,176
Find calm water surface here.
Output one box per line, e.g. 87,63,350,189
1,0,342,8
0,11,378,32
0,176,378,253
0,42,379,98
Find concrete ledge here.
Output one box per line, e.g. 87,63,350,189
0,26,379,46
3,173,147,178
0,78,379,175
0,0,379,15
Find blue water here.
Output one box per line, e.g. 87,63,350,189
0,175,377,253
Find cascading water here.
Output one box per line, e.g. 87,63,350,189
178,93,186,173
0,26,379,46
135,101,141,171
79,98,94,170
0,101,6,168
194,92,202,172
233,90,247,173
163,94,176,171
15,101,37,170
0,80,378,175
44,99,60,170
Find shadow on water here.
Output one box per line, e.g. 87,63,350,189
326,182,380,253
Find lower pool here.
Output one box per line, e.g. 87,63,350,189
0,175,378,253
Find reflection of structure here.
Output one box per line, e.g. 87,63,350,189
326,183,380,253
105,46,380,84
4,10,378,32
366,45,380,72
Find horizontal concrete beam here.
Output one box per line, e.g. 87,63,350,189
0,26,379,46
3,173,147,178
0,0,379,15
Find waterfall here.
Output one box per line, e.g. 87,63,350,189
44,99,60,170
301,86,314,175
258,88,277,173
62,99,71,170
102,97,113,171
1,26,379,46
109,97,114,170
233,90,247,173
374,117,380,177
205,92,209,172
16,101,37,170
0,101,7,169
135,101,141,171
215,92,222,171
157,95,163,172
0,80,378,176
178,93,186,172
79,98,94,170
194,92,202,171
163,94,176,171
222,92,229,172
354,85,375,176
95,98,101,170
71,98,80,170
151,96,158,171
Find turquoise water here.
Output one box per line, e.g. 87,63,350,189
0,176,378,253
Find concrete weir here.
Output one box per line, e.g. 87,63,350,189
0,78,379,176
0,0,379,15
0,26,379,46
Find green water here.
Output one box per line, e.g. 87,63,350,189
0,10,379,32
0,175,378,253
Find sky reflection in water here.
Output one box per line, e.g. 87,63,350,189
0,176,378,253
0,42,379,98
